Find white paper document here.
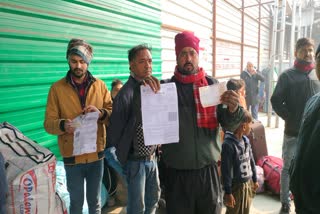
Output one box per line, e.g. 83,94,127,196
141,83,179,146
72,111,99,156
199,82,227,107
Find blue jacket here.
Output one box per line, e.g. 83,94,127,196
221,132,257,194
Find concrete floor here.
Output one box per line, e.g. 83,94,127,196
103,113,296,214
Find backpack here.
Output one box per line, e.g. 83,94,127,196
257,155,283,194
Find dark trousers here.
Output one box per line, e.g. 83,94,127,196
164,163,222,214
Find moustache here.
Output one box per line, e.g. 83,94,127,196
74,68,83,72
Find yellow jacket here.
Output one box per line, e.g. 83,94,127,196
44,71,112,165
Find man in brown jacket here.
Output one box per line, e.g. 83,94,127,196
44,38,112,214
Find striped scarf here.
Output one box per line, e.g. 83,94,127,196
174,67,218,130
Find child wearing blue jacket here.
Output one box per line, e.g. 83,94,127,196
220,109,259,214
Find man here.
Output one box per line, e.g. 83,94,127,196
44,38,112,214
161,31,243,214
289,44,320,213
240,61,265,120
106,44,161,214
271,38,320,213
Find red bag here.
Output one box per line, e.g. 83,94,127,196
257,156,283,194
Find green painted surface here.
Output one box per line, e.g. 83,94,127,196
0,0,162,160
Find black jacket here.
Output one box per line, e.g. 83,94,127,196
271,67,320,136
289,92,320,213
106,76,138,165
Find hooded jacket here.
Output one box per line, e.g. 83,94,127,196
221,132,257,194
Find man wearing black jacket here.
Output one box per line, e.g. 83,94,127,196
289,43,320,214
271,38,320,213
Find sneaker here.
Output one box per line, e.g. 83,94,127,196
279,203,291,213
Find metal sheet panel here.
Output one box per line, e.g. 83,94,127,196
260,25,271,69
216,1,242,43
215,41,241,78
161,0,213,79
215,1,242,78
216,0,271,78
0,0,161,160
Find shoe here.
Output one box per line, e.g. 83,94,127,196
107,196,116,207
279,203,291,213
158,198,166,209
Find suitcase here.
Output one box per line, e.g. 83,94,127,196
247,120,268,163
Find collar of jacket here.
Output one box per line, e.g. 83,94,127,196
224,131,250,145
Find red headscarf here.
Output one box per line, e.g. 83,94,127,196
175,31,200,57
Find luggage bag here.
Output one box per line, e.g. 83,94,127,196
247,120,268,163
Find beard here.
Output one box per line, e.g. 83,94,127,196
70,67,86,79
178,62,198,75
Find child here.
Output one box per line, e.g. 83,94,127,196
226,78,247,109
220,109,259,214
219,79,247,141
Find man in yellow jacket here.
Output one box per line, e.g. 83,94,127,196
44,38,112,214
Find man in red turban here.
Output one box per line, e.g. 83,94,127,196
160,31,244,214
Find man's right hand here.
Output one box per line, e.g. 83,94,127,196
143,75,160,93
64,119,76,134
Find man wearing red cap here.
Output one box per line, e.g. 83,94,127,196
160,31,243,214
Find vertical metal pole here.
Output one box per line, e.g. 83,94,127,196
310,7,314,38
267,0,279,127
289,0,296,66
258,0,261,70
275,0,286,128
297,0,302,38
212,0,217,77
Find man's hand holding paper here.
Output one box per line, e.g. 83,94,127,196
199,82,227,107
72,111,99,156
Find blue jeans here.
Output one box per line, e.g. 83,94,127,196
249,103,259,120
105,147,126,181
125,158,161,214
280,134,297,204
65,159,104,214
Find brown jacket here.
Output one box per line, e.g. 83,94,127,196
44,71,112,164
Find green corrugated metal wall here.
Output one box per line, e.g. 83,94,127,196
0,0,162,160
